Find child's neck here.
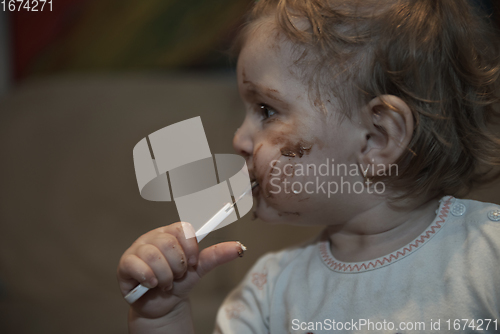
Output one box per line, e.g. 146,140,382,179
326,195,441,263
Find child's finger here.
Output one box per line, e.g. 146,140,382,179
147,233,188,280
196,241,246,278
117,254,157,293
158,222,199,267
136,243,174,291
137,244,175,289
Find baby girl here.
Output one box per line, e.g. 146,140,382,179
118,0,500,333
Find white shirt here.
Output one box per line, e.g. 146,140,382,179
214,196,500,334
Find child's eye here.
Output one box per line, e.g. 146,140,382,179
259,104,277,120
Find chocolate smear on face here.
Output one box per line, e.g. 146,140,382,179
263,121,316,197
268,160,279,177
280,149,296,157
253,143,263,169
280,142,312,158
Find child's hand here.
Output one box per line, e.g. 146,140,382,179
117,222,244,320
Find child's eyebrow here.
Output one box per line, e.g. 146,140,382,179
243,79,285,103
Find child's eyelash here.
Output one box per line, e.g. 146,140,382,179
258,104,277,120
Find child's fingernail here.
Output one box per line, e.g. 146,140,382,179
236,241,247,258
189,255,197,266
143,278,157,289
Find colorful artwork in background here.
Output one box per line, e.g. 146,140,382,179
11,0,252,80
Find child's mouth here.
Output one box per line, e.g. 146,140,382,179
251,180,259,196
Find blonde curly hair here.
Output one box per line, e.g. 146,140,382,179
233,0,500,199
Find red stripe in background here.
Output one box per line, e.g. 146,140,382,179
11,0,87,81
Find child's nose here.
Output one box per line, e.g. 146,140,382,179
233,123,254,159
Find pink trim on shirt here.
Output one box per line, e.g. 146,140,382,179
318,196,453,273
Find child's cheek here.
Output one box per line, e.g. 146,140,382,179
254,127,323,210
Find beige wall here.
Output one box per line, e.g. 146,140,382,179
0,74,498,334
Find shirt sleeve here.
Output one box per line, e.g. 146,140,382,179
212,252,283,334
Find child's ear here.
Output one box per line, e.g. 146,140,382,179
358,95,413,177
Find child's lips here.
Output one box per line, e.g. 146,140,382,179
249,167,262,197
249,173,259,196
251,182,259,196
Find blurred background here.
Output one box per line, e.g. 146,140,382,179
0,1,499,333
0,1,325,333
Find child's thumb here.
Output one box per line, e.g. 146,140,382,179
196,241,246,278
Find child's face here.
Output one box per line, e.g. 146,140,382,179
234,21,369,226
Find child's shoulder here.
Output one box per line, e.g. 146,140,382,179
450,197,500,226
436,197,500,293
441,196,500,252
